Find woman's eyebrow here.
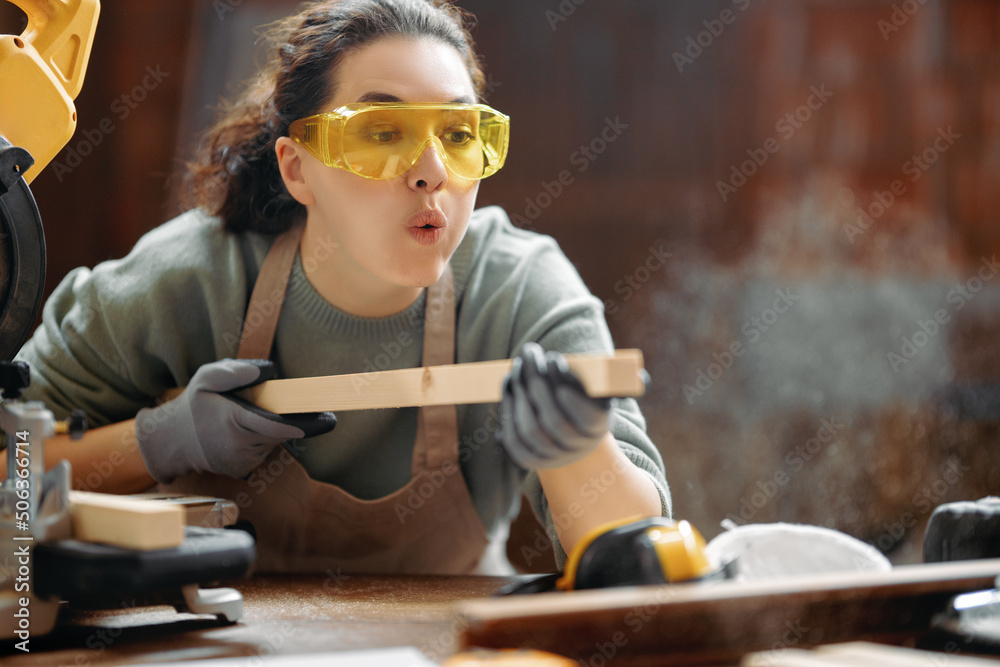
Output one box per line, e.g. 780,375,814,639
354,92,476,104
357,92,404,103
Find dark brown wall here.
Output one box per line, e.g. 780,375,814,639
5,1,1000,561
466,0,1000,561
0,3,197,272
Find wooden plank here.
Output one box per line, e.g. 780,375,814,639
68,490,185,550
742,641,1000,666
457,559,1000,666
237,349,645,414
816,642,999,665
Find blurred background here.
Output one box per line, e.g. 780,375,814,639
1,0,998,563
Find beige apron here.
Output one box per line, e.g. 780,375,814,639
165,224,490,574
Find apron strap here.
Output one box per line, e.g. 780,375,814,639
237,223,305,360
412,265,458,475
240,221,458,475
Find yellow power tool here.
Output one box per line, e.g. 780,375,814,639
557,516,722,590
498,516,726,596
0,0,98,358
0,0,99,184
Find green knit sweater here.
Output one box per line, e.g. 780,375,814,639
16,205,670,566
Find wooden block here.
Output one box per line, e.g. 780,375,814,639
125,493,240,528
68,490,185,550
457,559,1000,666
444,648,577,666
238,349,646,414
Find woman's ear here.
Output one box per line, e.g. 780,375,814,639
275,137,316,206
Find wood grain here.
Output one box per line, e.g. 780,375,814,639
233,349,646,414
125,492,240,528
457,559,1000,666
68,490,185,550
742,641,999,666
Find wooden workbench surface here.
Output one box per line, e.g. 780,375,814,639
2,574,513,666
6,564,1000,666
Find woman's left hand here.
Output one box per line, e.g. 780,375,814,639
500,342,611,469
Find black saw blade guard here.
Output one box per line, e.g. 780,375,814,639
0,134,45,363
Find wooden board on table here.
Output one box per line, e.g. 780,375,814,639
68,490,185,550
742,641,1000,666
238,349,646,414
457,559,1000,666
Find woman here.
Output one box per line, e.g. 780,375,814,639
15,0,669,573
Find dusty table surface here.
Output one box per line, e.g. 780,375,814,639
2,574,514,666
8,567,1000,666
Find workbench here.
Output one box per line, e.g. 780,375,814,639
1,574,509,666
3,566,1000,666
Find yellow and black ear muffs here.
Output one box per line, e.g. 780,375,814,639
498,517,726,595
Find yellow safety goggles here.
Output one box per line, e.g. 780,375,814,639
288,103,510,180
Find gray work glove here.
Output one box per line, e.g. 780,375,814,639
137,358,336,483
500,342,611,470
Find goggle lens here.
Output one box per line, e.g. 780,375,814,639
290,104,509,180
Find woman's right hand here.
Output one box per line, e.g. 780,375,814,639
135,358,336,483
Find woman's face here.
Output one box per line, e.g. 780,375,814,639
289,35,481,305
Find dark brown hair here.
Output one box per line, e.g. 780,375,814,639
182,0,486,234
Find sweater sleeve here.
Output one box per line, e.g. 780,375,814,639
513,268,672,569
14,211,261,426
454,207,671,569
